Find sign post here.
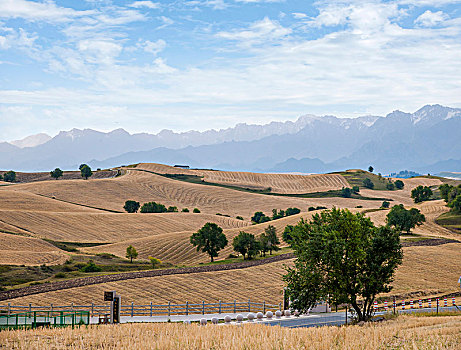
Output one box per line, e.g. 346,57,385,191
104,291,120,324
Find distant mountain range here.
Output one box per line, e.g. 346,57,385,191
2,104,460,174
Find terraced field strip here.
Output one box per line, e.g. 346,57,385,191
0,211,249,243
0,254,294,302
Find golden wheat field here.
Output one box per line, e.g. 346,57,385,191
5,259,290,306
2,169,383,217
1,315,461,350
135,163,351,194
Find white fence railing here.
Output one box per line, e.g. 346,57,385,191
0,300,282,317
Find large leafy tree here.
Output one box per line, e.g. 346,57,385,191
264,225,280,255
283,208,402,322
3,170,16,183
80,165,93,180
123,200,140,213
50,168,63,180
190,222,228,262
125,245,138,263
411,185,432,203
232,231,260,260
386,204,425,234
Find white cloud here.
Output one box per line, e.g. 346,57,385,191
138,39,166,55
129,1,160,9
77,39,123,65
216,17,291,44
157,16,174,29
292,13,307,19
0,0,94,22
415,10,449,27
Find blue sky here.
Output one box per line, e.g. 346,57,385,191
1,0,461,141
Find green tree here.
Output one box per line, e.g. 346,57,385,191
80,259,102,273
283,208,402,322
272,209,285,220
394,180,404,190
448,194,461,213
148,257,162,269
439,184,453,202
182,208,189,212
140,201,167,213
259,232,270,257
80,165,93,180
3,170,16,183
411,185,433,203
123,200,140,213
193,208,201,213
285,207,301,216
190,223,228,262
264,225,280,255
362,178,374,189
282,225,295,244
167,206,178,212
232,231,259,260
126,245,138,263
50,168,63,180
251,211,271,224
352,186,360,194
341,187,352,198
381,200,390,209
386,204,425,234
368,166,374,173
79,164,88,170
386,182,395,190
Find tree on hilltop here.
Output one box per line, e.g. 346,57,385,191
50,168,63,180
190,222,228,262
80,165,93,180
368,166,374,173
3,170,16,183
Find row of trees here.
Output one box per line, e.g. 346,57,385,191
189,223,281,262
0,170,16,182
440,183,461,212
123,200,200,214
251,207,301,224
49,164,93,180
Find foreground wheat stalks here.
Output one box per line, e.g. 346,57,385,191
1,315,461,349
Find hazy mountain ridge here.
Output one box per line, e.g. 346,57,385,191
1,105,460,173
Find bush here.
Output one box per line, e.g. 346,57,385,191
362,178,374,189
386,182,395,191
251,211,271,223
54,272,66,278
352,186,360,194
193,208,201,213
80,260,102,273
140,201,167,213
341,187,352,198
124,200,140,213
394,180,404,190
381,201,390,208
236,216,244,220
148,257,162,269
3,170,16,183
167,206,178,212
355,205,363,208
308,206,316,212
285,207,301,216
182,208,189,212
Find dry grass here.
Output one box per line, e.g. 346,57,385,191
135,163,351,194
3,170,381,217
4,260,291,305
0,211,249,243
0,233,68,266
1,315,461,349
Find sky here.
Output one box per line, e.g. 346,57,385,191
1,0,461,141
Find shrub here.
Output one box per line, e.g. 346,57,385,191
182,208,189,212
308,206,316,212
251,211,271,223
167,206,178,212
285,207,301,216
193,208,201,213
148,257,162,269
355,205,363,208
386,182,395,191
341,187,352,198
3,170,16,183
124,200,140,213
352,186,360,194
316,206,327,210
140,201,167,213
381,201,390,208
80,260,102,273
236,216,244,220
54,272,66,278
394,180,404,190
362,178,374,189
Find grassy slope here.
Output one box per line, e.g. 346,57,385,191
435,211,461,233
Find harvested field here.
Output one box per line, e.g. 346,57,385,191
3,259,290,305
0,170,117,183
0,190,97,212
1,315,461,350
82,212,312,263
0,211,249,243
0,233,68,266
135,163,351,194
5,170,380,217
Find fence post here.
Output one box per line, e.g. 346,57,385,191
219,300,222,314
71,303,74,311
168,301,171,317
150,302,153,317
279,302,282,311
186,301,189,316
202,301,205,315
263,301,266,315
131,302,134,317
29,303,32,314
234,300,236,314
248,298,251,312
51,303,53,313
91,303,94,317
